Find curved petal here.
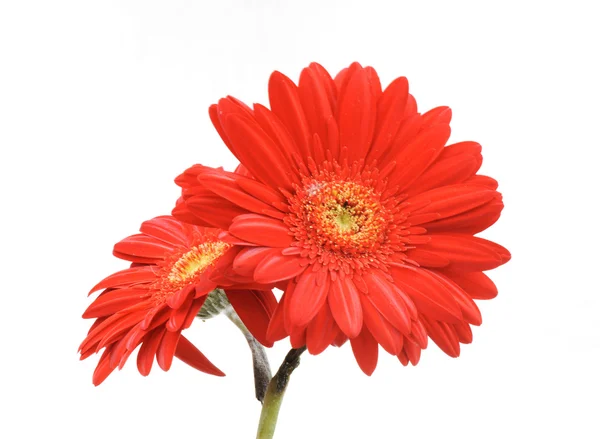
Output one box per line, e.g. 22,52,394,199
360,294,403,355
306,304,339,355
219,110,295,191
268,70,311,159
436,270,498,300
328,276,363,338
388,123,451,191
299,64,336,158
226,289,278,347
113,234,174,261
390,266,463,323
156,330,181,371
367,76,409,163
229,214,293,247
197,170,285,219
287,270,329,329
136,329,165,376
174,335,225,376
406,141,482,196
362,270,411,335
406,184,499,225
139,216,189,247
350,327,378,375
254,252,307,284
338,65,376,163
88,266,156,295
414,235,510,271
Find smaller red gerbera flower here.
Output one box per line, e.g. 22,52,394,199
79,215,277,385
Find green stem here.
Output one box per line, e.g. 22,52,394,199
256,347,306,439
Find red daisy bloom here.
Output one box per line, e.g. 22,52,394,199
79,215,277,385
174,62,510,375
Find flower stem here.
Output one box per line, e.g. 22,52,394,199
256,347,306,439
224,306,272,403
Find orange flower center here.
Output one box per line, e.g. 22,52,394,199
303,180,387,253
285,161,402,273
153,240,230,303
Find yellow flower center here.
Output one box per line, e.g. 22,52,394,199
301,180,387,254
168,242,229,284
151,240,231,304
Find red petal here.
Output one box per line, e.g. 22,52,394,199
139,216,189,247
185,193,249,229
350,327,378,375
233,247,275,278
406,141,482,196
437,270,498,300
306,304,338,355
253,104,302,178
219,109,294,191
403,338,422,365
390,266,463,323
406,184,499,224
367,76,409,163
360,294,403,355
421,316,460,358
266,290,289,343
172,201,210,227
421,106,452,128
156,330,181,371
466,175,498,189
136,329,165,376
174,335,225,376
254,252,306,284
89,266,156,295
416,235,510,271
427,271,482,326
287,271,329,328
83,288,148,318
92,348,117,386
453,321,473,344
226,289,278,347
338,66,376,163
388,123,451,191
332,331,348,347
182,296,208,329
423,196,504,235
166,292,195,332
290,327,307,348
113,234,174,261
229,214,293,247
268,71,311,159
299,65,336,157
362,270,411,335
198,171,283,219
328,276,363,338
403,248,450,268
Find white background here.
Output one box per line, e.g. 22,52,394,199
1,1,599,438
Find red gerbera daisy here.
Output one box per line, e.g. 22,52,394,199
174,62,510,375
79,215,277,385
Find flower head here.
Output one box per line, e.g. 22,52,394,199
79,215,277,385
174,62,510,374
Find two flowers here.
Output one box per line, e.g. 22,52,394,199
80,61,509,386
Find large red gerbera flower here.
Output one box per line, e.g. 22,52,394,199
79,215,277,385
174,62,510,374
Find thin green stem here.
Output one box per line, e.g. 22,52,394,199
256,347,306,439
